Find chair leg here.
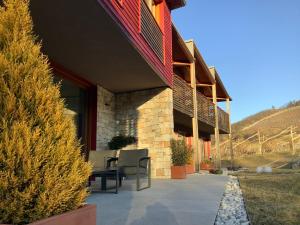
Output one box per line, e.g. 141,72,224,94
119,177,122,187
136,172,140,191
148,160,151,188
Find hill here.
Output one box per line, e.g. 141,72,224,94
218,100,300,158
232,101,300,139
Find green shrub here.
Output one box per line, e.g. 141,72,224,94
170,139,192,166
209,169,223,175
201,159,214,164
108,135,137,150
0,0,91,224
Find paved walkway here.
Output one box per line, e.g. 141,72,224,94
87,174,228,225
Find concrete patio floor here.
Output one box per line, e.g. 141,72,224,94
87,174,228,225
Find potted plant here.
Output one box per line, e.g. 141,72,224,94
108,135,137,150
209,169,223,175
185,145,195,174
0,1,95,224
170,139,189,179
200,159,215,171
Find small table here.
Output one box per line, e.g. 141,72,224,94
90,169,125,194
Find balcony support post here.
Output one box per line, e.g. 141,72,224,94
190,61,200,171
226,98,234,169
212,83,221,169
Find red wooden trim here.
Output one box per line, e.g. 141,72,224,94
50,61,93,89
88,86,97,151
98,0,173,86
138,0,141,32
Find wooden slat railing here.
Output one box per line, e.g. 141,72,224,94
218,107,230,133
173,74,194,117
197,91,215,127
141,0,164,62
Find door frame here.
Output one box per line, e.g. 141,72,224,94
50,61,97,159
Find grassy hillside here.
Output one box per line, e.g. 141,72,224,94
222,152,298,168
219,100,300,158
233,106,300,138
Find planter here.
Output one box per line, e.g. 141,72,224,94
185,164,195,174
171,166,186,179
200,162,214,171
0,204,96,225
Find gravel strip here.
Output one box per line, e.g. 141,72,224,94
215,175,250,225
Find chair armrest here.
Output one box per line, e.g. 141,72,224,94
138,157,150,168
106,157,118,168
139,157,150,161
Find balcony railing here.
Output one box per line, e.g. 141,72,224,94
218,107,230,133
173,74,194,117
197,91,215,127
141,0,164,62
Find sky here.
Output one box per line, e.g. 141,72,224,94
172,0,300,123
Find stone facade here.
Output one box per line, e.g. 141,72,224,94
96,86,174,178
96,86,115,150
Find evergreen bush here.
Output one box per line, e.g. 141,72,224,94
0,0,92,224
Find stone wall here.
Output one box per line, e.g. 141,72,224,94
96,86,115,150
96,85,174,178
115,87,174,178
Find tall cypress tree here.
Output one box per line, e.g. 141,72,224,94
0,0,92,224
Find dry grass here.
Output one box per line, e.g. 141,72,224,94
238,170,300,225
222,152,299,169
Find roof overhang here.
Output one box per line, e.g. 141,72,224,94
209,67,232,101
172,25,193,64
29,0,167,93
166,0,186,10
185,40,215,85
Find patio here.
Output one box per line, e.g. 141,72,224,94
87,174,228,225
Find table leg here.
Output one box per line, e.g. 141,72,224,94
115,170,119,194
101,176,107,191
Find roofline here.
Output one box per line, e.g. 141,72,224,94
167,0,186,10
172,24,194,63
188,41,215,84
209,67,232,101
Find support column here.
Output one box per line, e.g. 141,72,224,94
212,83,221,169
190,61,200,171
226,98,234,169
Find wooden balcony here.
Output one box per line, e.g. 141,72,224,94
173,74,230,134
197,91,216,127
218,107,230,133
141,0,164,62
173,74,194,117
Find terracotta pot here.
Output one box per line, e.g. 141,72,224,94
0,204,96,225
171,166,186,179
200,163,214,171
185,164,195,174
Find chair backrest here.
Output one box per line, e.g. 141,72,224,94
118,149,148,167
89,150,117,171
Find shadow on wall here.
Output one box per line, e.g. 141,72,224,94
115,88,165,138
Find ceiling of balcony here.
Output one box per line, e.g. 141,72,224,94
30,0,166,92
173,110,215,137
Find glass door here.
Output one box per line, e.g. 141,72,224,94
54,76,88,154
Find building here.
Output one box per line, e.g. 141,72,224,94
30,0,231,178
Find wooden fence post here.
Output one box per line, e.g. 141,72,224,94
258,130,263,155
291,126,295,155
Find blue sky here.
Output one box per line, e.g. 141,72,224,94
172,0,300,123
